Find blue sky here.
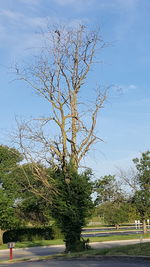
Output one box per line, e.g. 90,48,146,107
0,0,150,177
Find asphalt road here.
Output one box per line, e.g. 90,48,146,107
82,226,146,232
82,230,150,237
82,226,150,237
1,258,150,267
1,239,150,262
0,245,64,261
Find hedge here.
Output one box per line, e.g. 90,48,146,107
3,224,63,243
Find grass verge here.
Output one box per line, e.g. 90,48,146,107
84,223,137,229
83,229,142,234
0,239,64,250
69,242,150,257
0,234,150,250
89,233,150,242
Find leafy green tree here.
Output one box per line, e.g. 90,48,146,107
14,164,94,251
95,175,123,204
132,151,150,233
0,189,21,244
0,146,53,229
0,145,23,184
16,195,52,226
0,145,23,244
133,151,150,190
95,175,132,229
97,201,133,229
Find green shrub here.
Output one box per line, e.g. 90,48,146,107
3,227,54,243
51,223,64,239
51,168,94,252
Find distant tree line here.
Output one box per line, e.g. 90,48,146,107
95,151,150,232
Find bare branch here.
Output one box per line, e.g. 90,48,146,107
13,25,108,176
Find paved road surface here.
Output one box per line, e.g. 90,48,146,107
82,230,150,237
83,226,144,231
0,245,64,261
0,239,150,262
1,258,150,267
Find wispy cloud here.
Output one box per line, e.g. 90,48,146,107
0,0,139,57
0,7,86,59
128,84,137,89
50,0,139,40
121,84,137,93
0,10,46,57
0,9,24,21
111,84,137,96
19,0,42,5
53,0,139,10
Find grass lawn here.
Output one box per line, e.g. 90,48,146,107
89,233,150,242
0,239,64,250
0,240,150,265
83,229,142,234
69,242,150,257
84,223,136,229
84,225,110,228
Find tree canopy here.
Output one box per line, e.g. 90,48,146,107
0,146,53,239
95,175,123,204
132,151,150,233
133,151,150,190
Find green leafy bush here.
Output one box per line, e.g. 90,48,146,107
3,225,63,243
51,168,94,252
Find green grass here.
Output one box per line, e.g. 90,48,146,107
0,233,150,250
85,223,136,228
89,233,150,242
84,226,139,230
69,242,150,257
83,229,141,234
85,224,115,228
84,225,105,228
0,239,64,250
1,240,150,265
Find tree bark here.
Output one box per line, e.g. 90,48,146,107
143,219,147,234
115,224,119,230
70,91,78,169
0,229,6,245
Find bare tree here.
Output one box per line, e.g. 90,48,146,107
118,167,140,194
12,25,110,252
15,25,107,175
